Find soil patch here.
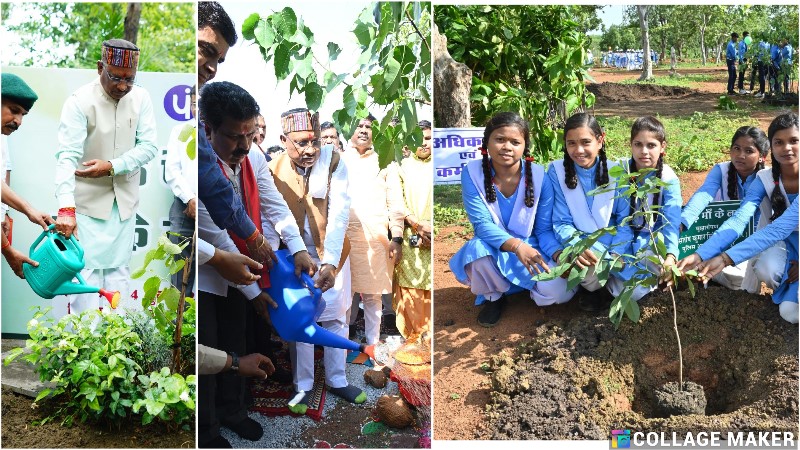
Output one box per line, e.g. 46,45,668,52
0,387,194,448
588,82,697,101
483,286,799,440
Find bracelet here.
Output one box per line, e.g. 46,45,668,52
58,207,76,217
511,239,523,254
1,240,10,250
245,230,260,244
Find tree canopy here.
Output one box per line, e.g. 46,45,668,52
1,2,194,73
435,4,597,161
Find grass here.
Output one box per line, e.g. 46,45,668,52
617,72,716,88
598,111,760,173
434,184,472,230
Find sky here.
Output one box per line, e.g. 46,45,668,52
214,1,431,147
596,4,626,32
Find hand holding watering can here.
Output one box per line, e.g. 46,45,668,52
22,224,120,309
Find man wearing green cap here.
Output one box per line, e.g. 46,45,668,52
1,73,55,278
53,38,158,315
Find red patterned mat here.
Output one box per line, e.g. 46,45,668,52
248,348,326,421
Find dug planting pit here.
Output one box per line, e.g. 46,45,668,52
485,286,799,440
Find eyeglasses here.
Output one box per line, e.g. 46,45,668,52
284,135,320,150
105,70,136,86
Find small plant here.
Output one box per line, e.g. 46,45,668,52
717,95,739,110
4,308,145,426
534,164,701,390
449,393,461,400
133,367,196,428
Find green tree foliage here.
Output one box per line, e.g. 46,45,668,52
2,2,194,73
242,2,431,169
599,24,640,52
435,5,596,162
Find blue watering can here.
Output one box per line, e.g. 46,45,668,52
22,224,120,308
265,249,373,358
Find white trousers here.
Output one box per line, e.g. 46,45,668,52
750,241,787,291
464,255,576,306
290,256,351,392
56,266,132,317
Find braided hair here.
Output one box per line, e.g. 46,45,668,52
480,112,535,207
562,113,609,189
726,126,769,200
629,116,667,230
766,112,799,221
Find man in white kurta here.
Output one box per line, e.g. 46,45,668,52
54,39,158,315
340,116,404,349
266,108,365,411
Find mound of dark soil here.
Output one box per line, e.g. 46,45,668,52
587,82,697,102
655,381,706,417
485,286,799,440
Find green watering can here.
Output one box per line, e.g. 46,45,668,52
22,224,120,308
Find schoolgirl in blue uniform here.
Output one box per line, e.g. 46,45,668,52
546,113,633,312
680,126,770,292
620,116,683,294
449,112,572,327
680,113,799,323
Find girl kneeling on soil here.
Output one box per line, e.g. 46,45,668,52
679,112,799,323
547,112,634,312
679,126,770,293
449,112,571,327
619,116,683,299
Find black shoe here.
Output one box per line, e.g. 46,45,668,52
222,417,263,441
727,91,737,95
578,288,613,313
200,435,232,448
477,296,507,327
381,314,400,335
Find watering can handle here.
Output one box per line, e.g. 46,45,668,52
300,272,322,299
32,224,84,260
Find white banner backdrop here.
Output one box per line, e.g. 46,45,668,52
2,66,194,335
433,127,483,184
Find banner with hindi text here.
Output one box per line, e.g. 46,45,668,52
433,128,484,184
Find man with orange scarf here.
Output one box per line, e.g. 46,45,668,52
197,81,315,447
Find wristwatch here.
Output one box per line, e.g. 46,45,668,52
391,236,403,245
228,352,239,373
108,161,115,177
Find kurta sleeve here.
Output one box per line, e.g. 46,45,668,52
547,166,582,248
165,124,197,204
461,167,512,249
109,92,158,175
681,164,723,229
385,162,405,239
696,178,767,261
54,96,87,208
322,159,350,267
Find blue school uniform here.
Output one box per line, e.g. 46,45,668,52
696,168,788,262
726,196,798,303
449,159,558,304
625,160,682,258
681,162,760,229
547,158,633,266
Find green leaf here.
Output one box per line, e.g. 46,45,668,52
342,86,357,116
254,19,276,51
304,82,324,112
273,7,297,37
169,259,186,275
381,56,402,97
624,297,641,323
274,43,291,81
687,279,695,298
327,42,341,61
241,13,260,40
143,276,161,303
293,51,314,79
159,287,181,311
566,266,584,291
34,388,51,402
353,19,373,47
323,71,347,92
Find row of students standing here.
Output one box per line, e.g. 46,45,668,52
450,111,798,327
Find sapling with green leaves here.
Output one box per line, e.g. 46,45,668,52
535,163,702,390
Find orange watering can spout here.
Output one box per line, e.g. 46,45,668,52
98,289,120,309
362,344,375,360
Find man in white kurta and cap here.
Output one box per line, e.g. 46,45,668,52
54,39,158,314
266,108,365,413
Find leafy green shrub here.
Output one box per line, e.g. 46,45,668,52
133,367,196,428
127,311,170,374
5,308,145,426
4,308,197,428
717,95,739,110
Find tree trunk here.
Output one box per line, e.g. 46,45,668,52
433,23,472,127
670,46,677,74
637,6,653,81
699,17,707,66
124,3,142,44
